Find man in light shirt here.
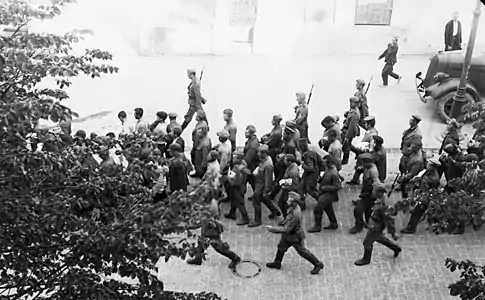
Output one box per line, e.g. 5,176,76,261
118,111,134,138
444,11,462,51
134,107,148,137
215,129,232,173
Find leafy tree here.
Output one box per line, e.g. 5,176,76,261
446,258,485,299
0,1,224,299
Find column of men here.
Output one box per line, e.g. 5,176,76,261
47,68,485,274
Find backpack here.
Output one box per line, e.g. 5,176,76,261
308,144,328,172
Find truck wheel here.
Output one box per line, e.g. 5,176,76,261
434,91,475,123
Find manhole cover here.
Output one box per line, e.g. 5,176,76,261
232,260,262,278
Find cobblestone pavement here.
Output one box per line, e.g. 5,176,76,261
156,152,485,300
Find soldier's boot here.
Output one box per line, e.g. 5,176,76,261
224,208,237,220
307,213,323,233
266,251,285,270
324,212,338,230
268,210,281,219
393,247,402,258
349,224,364,234
311,262,325,275
346,172,361,185
354,248,372,266
400,212,420,234
236,209,250,226
187,257,203,265
228,256,242,269
452,223,465,235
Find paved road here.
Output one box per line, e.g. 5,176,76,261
156,152,485,300
64,54,475,149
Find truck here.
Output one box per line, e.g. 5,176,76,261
415,51,485,123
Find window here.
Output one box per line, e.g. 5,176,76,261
355,0,393,26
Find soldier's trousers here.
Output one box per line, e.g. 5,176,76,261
228,185,249,220
314,194,338,225
253,191,279,223
406,202,428,230
363,230,401,252
275,236,320,266
354,197,375,228
381,62,399,86
301,172,319,201
181,104,206,130
278,189,290,218
191,236,240,262
342,137,354,164
297,124,310,143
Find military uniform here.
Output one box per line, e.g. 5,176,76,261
349,153,381,234
355,185,401,266
249,145,281,227
243,125,260,191
294,92,310,142
398,143,425,199
299,139,320,210
271,127,299,199
308,164,341,232
401,158,441,234
182,69,207,131
187,216,241,269
266,191,324,275
263,115,283,167
277,155,300,219
166,112,181,134
225,149,251,226
354,79,369,129
342,97,361,165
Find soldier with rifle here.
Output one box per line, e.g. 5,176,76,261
294,85,313,143
181,68,207,131
355,78,371,129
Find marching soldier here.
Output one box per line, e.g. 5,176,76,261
187,199,241,269
308,154,341,232
223,109,237,152
354,79,369,129
266,191,324,275
182,68,207,131
294,92,309,142
298,138,320,211
397,115,423,191
276,154,300,220
249,145,281,227
243,125,260,193
224,149,251,226
398,141,425,199
269,125,299,200
342,97,361,165
349,153,381,234
262,115,283,167
354,185,401,266
400,157,441,234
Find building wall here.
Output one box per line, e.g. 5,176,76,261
286,0,485,55
28,0,485,56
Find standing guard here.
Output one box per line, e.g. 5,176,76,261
223,109,237,152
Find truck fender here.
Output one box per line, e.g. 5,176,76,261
427,78,480,102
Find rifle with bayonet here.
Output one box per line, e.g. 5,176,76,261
364,76,373,97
